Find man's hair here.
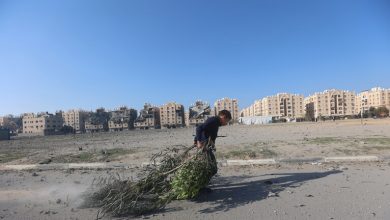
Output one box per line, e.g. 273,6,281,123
218,110,232,120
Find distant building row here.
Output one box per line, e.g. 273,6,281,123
1,98,239,136
241,87,390,120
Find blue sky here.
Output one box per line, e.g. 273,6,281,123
1,0,389,115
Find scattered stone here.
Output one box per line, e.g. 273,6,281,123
56,199,61,204
299,204,305,207
32,172,39,177
268,192,278,197
39,159,52,164
339,166,348,171
305,194,314,197
372,212,376,216
78,147,83,151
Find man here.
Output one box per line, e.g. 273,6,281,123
194,110,232,176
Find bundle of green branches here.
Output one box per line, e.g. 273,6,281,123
82,143,217,218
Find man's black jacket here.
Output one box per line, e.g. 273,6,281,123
194,116,221,143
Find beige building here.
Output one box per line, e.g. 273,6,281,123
184,111,190,127
85,122,104,133
214,98,239,122
62,110,88,133
22,112,63,136
189,100,212,126
134,103,160,129
305,89,356,120
0,117,9,127
261,93,304,118
241,94,304,119
108,106,137,132
356,87,390,113
160,102,185,128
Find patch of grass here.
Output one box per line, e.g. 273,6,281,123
52,148,137,163
216,147,277,159
360,138,390,145
304,137,341,145
0,152,25,163
335,148,358,155
259,148,278,158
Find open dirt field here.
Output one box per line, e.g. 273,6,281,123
1,118,389,165
0,118,390,219
1,162,390,220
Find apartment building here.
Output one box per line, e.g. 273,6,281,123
214,98,239,122
356,87,390,113
305,89,356,120
240,108,249,117
108,106,137,131
134,103,160,129
22,112,63,136
261,93,304,118
160,102,185,128
62,110,88,133
189,100,212,126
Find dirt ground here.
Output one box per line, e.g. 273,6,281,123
1,162,390,220
0,118,390,219
1,118,389,165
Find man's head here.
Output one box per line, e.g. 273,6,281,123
218,110,232,126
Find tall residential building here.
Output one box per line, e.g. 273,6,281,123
356,87,390,113
160,102,185,128
261,93,304,118
253,100,262,116
240,107,251,117
22,112,63,136
304,89,356,120
134,103,160,129
108,106,137,131
214,98,239,122
241,93,304,119
62,110,88,133
189,100,212,126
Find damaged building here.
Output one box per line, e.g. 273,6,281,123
189,100,212,126
134,103,160,129
108,106,137,131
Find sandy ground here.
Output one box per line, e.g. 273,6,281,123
1,162,390,220
0,118,389,219
1,118,390,165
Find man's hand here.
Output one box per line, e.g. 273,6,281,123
197,141,205,149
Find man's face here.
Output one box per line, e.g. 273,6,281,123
220,115,230,126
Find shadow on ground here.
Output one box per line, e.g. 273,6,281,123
195,170,342,214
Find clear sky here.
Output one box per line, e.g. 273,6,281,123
1,0,389,116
